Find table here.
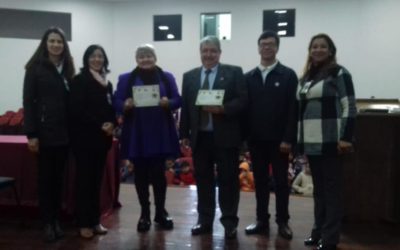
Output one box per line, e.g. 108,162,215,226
343,113,400,223
0,135,120,218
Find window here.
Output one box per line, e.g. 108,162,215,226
153,14,182,41
0,8,71,40
200,13,231,40
263,9,295,37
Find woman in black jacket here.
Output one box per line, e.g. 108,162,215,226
23,27,75,242
69,45,115,239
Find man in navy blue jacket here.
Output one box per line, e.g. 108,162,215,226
243,30,297,240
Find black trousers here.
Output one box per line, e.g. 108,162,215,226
133,157,168,218
37,145,68,225
248,141,290,224
193,132,240,230
308,155,343,245
74,146,108,227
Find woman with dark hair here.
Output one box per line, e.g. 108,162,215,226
69,44,115,238
114,44,181,232
298,34,356,250
23,26,75,242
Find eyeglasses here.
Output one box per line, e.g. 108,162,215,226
259,42,277,48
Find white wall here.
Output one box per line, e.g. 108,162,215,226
0,0,114,113
1,0,400,114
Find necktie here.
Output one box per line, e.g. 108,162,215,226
200,69,212,128
202,69,211,90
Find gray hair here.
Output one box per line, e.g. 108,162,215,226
200,36,221,52
135,44,157,60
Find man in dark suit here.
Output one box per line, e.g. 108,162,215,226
179,36,247,239
243,31,297,240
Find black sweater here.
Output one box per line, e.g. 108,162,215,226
68,71,116,150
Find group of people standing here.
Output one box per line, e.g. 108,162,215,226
179,31,355,250
23,27,115,241
23,26,356,250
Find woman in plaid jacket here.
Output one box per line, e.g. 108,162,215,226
297,34,356,250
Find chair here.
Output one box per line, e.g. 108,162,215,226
0,116,12,134
8,115,24,135
0,177,21,207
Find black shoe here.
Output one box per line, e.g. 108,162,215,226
304,236,321,246
245,221,269,235
225,228,237,239
154,214,174,230
278,223,293,240
316,243,337,250
137,217,151,232
53,221,64,239
43,224,56,243
191,224,212,235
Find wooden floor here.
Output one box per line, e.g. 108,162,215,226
1,184,400,250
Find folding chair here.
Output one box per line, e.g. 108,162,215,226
0,177,21,207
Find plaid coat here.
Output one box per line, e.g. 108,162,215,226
297,64,356,156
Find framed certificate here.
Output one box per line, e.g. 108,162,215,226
195,90,225,106
132,84,160,107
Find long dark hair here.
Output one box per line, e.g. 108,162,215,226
301,33,337,81
25,26,75,81
81,44,110,73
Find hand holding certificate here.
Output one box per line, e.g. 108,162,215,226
195,90,225,106
132,84,160,107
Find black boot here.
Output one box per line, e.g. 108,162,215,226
53,220,64,239
43,223,56,243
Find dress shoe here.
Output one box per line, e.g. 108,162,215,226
79,228,94,239
245,222,269,235
191,224,212,235
225,228,237,239
278,223,293,240
43,224,56,243
316,243,337,250
304,236,321,246
93,224,108,235
154,214,174,230
137,217,151,232
53,221,64,239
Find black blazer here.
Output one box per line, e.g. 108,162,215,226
68,71,115,150
179,63,247,150
23,61,69,147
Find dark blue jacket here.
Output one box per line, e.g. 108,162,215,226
244,62,298,144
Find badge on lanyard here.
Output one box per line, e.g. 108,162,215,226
300,81,312,95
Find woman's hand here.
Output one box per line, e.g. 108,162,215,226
337,140,354,154
159,97,170,110
123,98,134,112
27,138,39,153
181,138,190,147
102,122,114,136
279,142,292,154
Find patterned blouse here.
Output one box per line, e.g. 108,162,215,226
297,64,357,156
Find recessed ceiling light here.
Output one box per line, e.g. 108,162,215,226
158,26,169,30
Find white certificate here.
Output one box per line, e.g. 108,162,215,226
195,90,225,106
132,84,160,107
